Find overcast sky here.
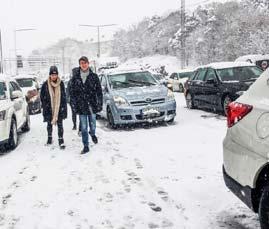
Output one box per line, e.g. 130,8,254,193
0,0,221,57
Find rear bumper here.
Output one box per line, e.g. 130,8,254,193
111,100,177,125
223,166,255,211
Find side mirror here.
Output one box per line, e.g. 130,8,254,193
11,90,23,100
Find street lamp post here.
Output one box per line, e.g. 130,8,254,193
79,24,117,58
14,28,36,75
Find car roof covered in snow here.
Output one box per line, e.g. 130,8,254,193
107,68,150,75
13,74,36,80
197,62,255,70
177,68,195,73
0,74,14,82
235,54,269,63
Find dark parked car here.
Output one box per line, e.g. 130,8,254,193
184,62,263,115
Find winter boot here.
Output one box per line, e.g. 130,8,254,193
59,138,66,150
91,135,98,144
47,136,52,145
81,146,89,154
72,125,77,130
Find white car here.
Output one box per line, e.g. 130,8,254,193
223,69,269,228
235,54,269,69
0,75,30,150
168,69,194,92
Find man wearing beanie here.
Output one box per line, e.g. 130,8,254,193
70,56,103,154
40,66,67,149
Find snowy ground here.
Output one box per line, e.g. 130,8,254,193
0,94,260,229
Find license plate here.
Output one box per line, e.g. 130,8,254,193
142,107,160,116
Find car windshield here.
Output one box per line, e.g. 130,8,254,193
178,72,194,79
153,74,164,81
108,72,157,89
216,66,263,82
0,82,7,100
16,78,33,88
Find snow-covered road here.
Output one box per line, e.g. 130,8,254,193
0,94,260,229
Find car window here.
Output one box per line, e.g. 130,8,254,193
178,72,194,79
11,81,22,91
0,82,7,100
217,66,263,82
16,78,33,88
170,73,175,79
204,68,217,81
9,82,16,97
194,69,207,81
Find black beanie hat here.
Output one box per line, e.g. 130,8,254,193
49,66,59,75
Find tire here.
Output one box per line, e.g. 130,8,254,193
21,108,30,132
222,95,232,116
8,118,18,150
107,107,117,129
179,84,184,93
186,92,195,109
259,186,269,229
167,118,175,124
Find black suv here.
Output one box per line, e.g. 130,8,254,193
184,62,263,115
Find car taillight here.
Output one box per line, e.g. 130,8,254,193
227,102,253,128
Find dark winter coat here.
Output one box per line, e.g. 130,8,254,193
40,80,67,122
70,67,103,115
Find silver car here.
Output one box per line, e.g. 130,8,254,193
99,70,176,128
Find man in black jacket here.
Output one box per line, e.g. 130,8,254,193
70,56,103,154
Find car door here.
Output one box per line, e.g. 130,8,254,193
191,68,207,106
203,68,220,108
9,82,24,127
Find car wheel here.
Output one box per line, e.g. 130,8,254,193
223,95,232,116
22,108,30,132
186,92,195,109
259,186,269,229
179,84,184,93
107,107,117,129
8,118,18,150
167,118,175,124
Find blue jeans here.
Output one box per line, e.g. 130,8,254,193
79,114,96,147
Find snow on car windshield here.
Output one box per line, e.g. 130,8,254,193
108,72,157,89
0,82,7,100
216,66,263,82
16,78,33,88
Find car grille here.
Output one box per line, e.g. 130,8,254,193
130,98,165,106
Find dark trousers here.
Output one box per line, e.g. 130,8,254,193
71,108,77,127
47,120,64,139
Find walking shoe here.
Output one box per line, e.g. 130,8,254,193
81,146,89,154
47,136,52,145
91,135,98,144
59,139,66,150
72,125,77,130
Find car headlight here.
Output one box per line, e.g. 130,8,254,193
167,89,175,102
0,110,6,121
113,96,129,107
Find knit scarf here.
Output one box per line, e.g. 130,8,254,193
48,77,61,125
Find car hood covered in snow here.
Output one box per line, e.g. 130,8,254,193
112,85,168,101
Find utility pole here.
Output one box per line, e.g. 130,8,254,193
181,0,186,69
79,24,117,58
0,29,3,73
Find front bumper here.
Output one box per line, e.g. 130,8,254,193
223,166,255,212
0,119,9,144
111,100,177,125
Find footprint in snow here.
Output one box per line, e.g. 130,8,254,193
134,158,143,169
30,176,37,182
157,190,169,202
2,194,12,205
148,202,162,212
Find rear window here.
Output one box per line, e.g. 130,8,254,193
178,72,194,79
216,66,263,82
16,78,33,87
0,82,7,100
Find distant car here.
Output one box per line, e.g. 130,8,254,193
0,75,30,150
98,69,176,128
15,75,41,114
223,69,269,229
168,69,194,92
184,62,263,115
235,54,269,70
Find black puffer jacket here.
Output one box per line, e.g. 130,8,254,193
70,67,103,115
40,80,67,122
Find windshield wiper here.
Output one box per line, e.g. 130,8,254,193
241,78,257,82
128,79,156,86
